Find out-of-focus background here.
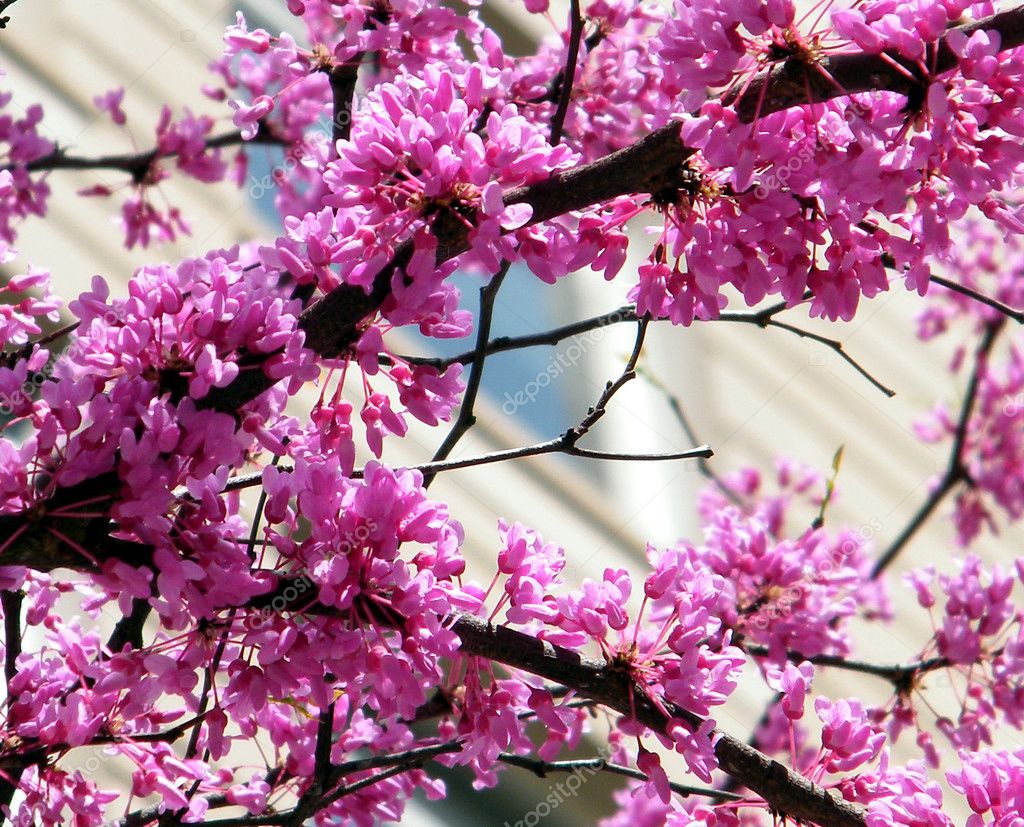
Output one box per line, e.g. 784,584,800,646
0,0,1017,823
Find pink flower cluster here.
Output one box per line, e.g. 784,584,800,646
632,4,1024,326
904,556,1024,751
0,239,58,350
0,249,315,535
915,339,1024,544
696,461,888,658
833,1,995,58
0,91,53,244
656,0,796,111
325,63,573,283
947,748,1024,826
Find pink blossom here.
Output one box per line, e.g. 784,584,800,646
816,697,886,772
93,87,127,125
766,660,814,720
229,94,274,140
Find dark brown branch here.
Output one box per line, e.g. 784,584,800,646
497,752,743,802
929,274,1024,324
237,583,864,825
0,0,21,28
728,6,1024,122
744,643,948,689
19,126,283,179
1,590,22,688
0,590,24,812
106,597,151,653
871,319,1006,578
549,0,584,145
282,701,336,827
452,614,866,826
327,54,363,151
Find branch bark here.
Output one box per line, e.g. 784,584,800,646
451,615,867,827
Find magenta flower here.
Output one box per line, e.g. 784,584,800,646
93,87,127,125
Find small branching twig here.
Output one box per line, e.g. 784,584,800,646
401,305,638,370
718,312,896,398
497,752,744,802
17,127,283,178
424,261,510,488
871,319,1006,578
929,273,1024,324
744,643,948,687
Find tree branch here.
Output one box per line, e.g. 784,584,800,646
728,316,895,398
496,752,744,802
549,0,584,145
0,0,21,28
929,273,1024,324
871,319,1006,578
423,261,510,488
451,615,866,826
326,53,363,152
743,643,948,690
400,305,638,370
1,589,22,689
19,127,283,179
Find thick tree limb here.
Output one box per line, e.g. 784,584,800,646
451,614,866,827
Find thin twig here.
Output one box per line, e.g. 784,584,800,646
718,313,896,397
743,643,948,687
864,219,1024,328
497,753,745,802
399,437,712,477
215,440,710,498
108,767,286,827
423,261,510,488
929,273,1024,324
571,315,650,437
549,0,584,145
637,365,744,506
17,127,283,178
871,319,1005,578
398,318,709,473
401,305,637,370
